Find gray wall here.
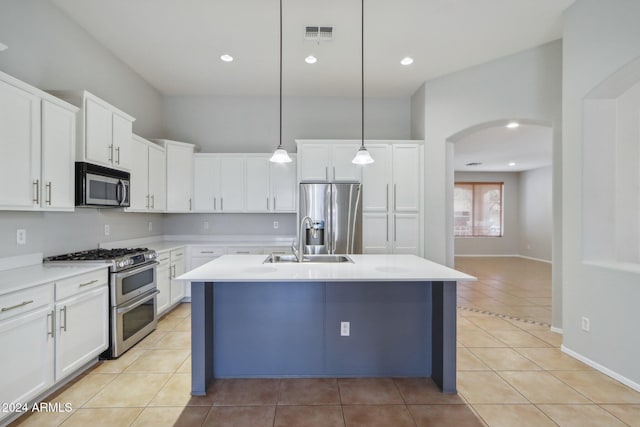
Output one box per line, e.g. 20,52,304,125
453,172,521,256
519,166,552,261
0,0,166,258
412,40,563,328
562,0,640,386
162,95,411,152
163,213,296,237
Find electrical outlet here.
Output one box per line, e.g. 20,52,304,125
581,316,590,332
204,221,209,230
16,229,26,245
104,224,110,236
340,321,350,336
148,221,153,232
273,221,279,229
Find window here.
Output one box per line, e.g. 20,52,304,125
454,182,504,237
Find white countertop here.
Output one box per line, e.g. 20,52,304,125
0,263,109,296
176,254,476,283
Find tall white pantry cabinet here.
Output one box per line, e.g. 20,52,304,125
296,139,424,257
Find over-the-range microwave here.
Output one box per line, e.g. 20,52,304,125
75,162,130,208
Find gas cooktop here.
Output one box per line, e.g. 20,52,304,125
44,248,157,271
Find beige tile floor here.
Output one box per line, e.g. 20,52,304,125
12,297,640,426
455,256,553,325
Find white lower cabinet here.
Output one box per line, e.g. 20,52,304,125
170,248,186,306
392,213,421,255
362,213,391,254
0,269,108,425
363,213,421,255
0,302,54,416
156,251,171,316
55,286,108,381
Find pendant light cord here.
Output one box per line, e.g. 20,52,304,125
279,0,283,150
361,0,364,149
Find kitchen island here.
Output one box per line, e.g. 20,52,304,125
176,254,475,395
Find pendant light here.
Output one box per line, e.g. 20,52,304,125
270,0,292,163
352,0,374,165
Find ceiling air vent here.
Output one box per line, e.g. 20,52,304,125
305,26,333,41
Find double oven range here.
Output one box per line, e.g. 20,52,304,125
45,248,158,358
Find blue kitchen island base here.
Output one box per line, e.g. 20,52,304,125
190,280,457,395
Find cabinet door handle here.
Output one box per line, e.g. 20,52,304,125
394,214,397,242
325,167,328,181
33,180,39,204
273,197,276,211
60,306,67,332
214,197,217,210
333,166,336,180
151,194,155,209
172,265,176,278
116,146,121,164
168,266,173,279
47,309,55,338
236,251,250,254
221,198,224,211
386,215,389,242
394,184,397,210
267,196,269,210
46,182,52,205
159,257,169,261
108,144,114,162
1,300,34,312
79,279,98,288
146,194,150,209
200,251,215,254
386,184,389,211
189,198,192,211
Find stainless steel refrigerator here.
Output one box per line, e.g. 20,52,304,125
299,182,362,255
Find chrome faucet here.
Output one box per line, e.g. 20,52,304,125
294,216,314,263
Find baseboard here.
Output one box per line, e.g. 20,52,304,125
561,345,640,393
550,326,563,334
454,254,552,264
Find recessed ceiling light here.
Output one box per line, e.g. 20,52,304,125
400,57,414,66
508,162,516,166
305,55,317,64
220,54,233,62
0,42,8,52
506,121,520,129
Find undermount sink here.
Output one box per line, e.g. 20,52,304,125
263,254,354,264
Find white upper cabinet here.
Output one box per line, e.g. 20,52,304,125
362,144,392,212
41,100,76,210
193,155,219,212
156,139,195,212
0,71,78,212
392,144,421,212
148,143,166,212
219,156,245,212
128,135,166,212
246,155,270,212
0,77,41,210
193,153,297,213
296,140,362,182
51,90,135,171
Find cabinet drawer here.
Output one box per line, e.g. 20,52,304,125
0,284,53,321
157,250,171,269
262,246,291,255
55,269,108,301
170,248,185,259
227,246,262,255
191,246,225,256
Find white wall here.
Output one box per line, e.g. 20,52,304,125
162,95,411,152
520,166,552,261
453,172,521,256
562,0,640,387
412,40,563,328
0,0,166,257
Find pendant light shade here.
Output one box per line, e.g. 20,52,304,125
270,0,292,164
352,0,373,165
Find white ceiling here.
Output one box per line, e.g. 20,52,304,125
52,0,574,97
454,124,552,172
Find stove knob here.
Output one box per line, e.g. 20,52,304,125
117,260,125,268
128,259,134,266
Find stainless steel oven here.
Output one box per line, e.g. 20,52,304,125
44,247,158,358
111,288,159,357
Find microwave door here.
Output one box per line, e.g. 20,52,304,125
86,173,120,206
